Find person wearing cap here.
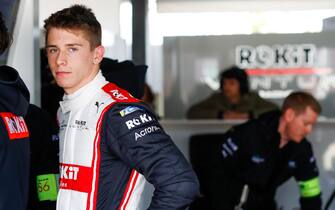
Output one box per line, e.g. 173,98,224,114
187,66,278,120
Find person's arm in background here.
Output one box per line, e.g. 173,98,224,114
294,140,322,210
187,93,224,119
105,103,199,210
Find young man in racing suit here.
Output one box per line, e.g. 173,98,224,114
44,5,199,210
213,91,322,210
0,12,31,210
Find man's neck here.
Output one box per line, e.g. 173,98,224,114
227,94,241,104
64,69,100,95
278,116,289,148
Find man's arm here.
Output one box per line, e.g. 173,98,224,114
106,104,199,210
219,126,246,170
294,140,322,210
186,94,223,119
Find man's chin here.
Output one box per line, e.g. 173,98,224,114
292,137,303,143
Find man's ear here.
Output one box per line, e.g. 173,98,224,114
283,108,296,122
93,45,105,64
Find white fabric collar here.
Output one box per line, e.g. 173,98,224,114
59,71,108,113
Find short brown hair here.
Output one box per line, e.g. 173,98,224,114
282,91,321,115
43,4,101,49
0,12,12,55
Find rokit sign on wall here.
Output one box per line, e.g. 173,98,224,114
163,33,335,119
236,44,334,99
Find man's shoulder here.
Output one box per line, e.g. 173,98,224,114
230,111,280,143
296,138,314,151
236,110,279,130
0,111,29,141
105,102,154,122
102,102,161,144
101,82,140,104
285,139,315,161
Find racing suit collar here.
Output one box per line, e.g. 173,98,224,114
59,70,108,113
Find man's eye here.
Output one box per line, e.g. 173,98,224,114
69,48,78,53
48,48,57,54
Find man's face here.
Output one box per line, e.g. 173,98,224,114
285,106,318,143
222,78,241,100
46,28,103,94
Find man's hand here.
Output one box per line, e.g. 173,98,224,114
223,111,249,119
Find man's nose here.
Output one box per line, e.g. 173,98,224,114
56,51,67,66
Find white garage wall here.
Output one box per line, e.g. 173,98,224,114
7,0,36,104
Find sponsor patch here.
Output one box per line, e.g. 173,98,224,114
110,89,128,100
102,83,139,103
222,143,233,155
67,119,88,130
36,174,58,201
251,155,265,164
120,106,141,117
221,137,238,159
227,138,238,151
59,163,92,193
125,113,153,129
135,125,161,141
0,112,29,140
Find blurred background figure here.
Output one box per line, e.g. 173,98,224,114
142,83,156,112
190,91,322,210
187,66,278,120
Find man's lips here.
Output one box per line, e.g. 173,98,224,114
55,71,71,77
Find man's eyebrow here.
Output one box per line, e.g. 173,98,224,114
45,43,83,48
65,43,83,47
45,45,57,48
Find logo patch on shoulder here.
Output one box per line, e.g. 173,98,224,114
120,106,142,117
125,113,154,129
251,155,265,164
0,112,29,140
135,125,161,141
102,83,139,103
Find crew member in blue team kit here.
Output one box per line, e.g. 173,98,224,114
214,91,322,210
0,11,30,210
26,103,59,210
44,4,199,210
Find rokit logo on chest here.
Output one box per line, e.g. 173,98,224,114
125,114,153,129
59,163,92,193
61,165,79,181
